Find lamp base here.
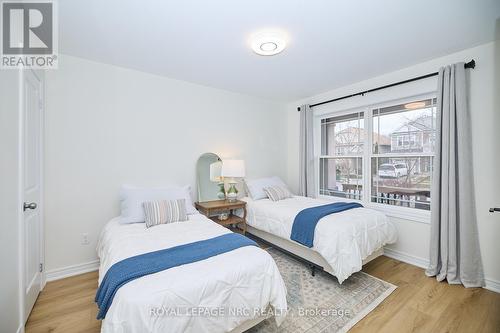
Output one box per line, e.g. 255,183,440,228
226,194,237,203
226,182,238,202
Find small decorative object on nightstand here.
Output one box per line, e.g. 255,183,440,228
221,160,245,203
195,200,247,234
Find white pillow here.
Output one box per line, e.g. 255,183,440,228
244,176,289,200
119,185,197,224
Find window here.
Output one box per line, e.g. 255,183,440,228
319,112,364,199
319,97,437,211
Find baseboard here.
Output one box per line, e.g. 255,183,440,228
45,259,100,282
383,247,429,269
484,278,500,293
383,247,500,294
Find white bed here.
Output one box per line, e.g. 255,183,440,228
97,214,287,333
242,196,397,283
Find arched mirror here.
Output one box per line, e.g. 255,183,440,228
196,153,225,202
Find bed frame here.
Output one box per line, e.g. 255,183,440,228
229,315,268,333
246,225,384,277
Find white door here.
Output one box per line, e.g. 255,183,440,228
22,69,43,321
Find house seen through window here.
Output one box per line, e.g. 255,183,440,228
319,97,437,210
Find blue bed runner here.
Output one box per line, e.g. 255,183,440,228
291,202,363,248
95,233,257,319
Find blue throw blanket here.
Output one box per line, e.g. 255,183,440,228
95,233,257,320
291,202,363,248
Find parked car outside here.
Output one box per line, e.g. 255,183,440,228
378,163,408,178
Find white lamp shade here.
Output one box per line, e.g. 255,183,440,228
209,161,223,182
221,160,245,178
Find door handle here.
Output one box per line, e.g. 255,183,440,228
23,202,37,211
489,208,500,213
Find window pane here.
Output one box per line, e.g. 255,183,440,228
321,112,364,156
371,156,432,210
373,99,436,154
319,157,363,199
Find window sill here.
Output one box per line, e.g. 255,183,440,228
365,202,430,224
317,195,431,224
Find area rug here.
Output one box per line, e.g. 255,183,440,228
248,248,396,333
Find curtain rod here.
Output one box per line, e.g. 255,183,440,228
297,59,476,111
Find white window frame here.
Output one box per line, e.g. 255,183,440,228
317,109,365,199
314,93,436,224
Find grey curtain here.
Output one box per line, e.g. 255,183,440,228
425,63,484,287
299,104,316,197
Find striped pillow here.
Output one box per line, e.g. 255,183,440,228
263,185,292,202
143,199,188,228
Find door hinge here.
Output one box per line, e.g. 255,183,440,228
39,263,43,272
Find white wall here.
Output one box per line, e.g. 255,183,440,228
286,41,500,289
44,55,287,272
0,71,23,333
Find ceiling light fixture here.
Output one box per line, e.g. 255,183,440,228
251,32,287,56
260,42,278,52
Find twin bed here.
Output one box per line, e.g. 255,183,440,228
98,214,287,332
96,179,397,332
243,195,397,283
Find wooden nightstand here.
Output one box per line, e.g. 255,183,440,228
195,200,247,234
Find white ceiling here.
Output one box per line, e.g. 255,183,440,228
59,0,500,101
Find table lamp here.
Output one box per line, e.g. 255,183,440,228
221,160,245,202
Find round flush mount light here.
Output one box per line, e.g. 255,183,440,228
251,32,287,56
260,42,278,52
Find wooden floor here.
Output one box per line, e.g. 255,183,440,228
25,255,500,333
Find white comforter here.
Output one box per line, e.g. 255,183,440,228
243,196,397,284
97,215,287,333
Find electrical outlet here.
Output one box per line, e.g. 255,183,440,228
81,233,90,245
